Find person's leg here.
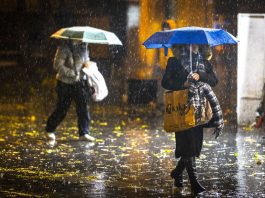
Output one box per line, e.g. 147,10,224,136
74,81,91,137
184,157,205,195
45,81,73,134
171,157,185,188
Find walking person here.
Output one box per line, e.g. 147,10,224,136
45,40,95,142
161,44,220,195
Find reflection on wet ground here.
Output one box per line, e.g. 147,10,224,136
0,98,264,197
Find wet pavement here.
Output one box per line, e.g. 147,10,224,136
0,97,265,197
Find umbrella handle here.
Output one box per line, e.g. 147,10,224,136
190,44,193,73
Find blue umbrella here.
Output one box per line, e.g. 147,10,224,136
143,26,238,48
143,26,238,72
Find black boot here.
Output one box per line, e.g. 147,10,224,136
185,157,206,195
170,158,185,188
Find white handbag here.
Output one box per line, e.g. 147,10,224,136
82,62,108,102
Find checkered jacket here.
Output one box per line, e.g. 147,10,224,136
188,81,224,138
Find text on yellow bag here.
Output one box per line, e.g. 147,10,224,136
163,89,212,132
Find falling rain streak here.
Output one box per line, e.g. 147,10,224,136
1,0,265,197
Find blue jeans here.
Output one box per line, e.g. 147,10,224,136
46,80,90,136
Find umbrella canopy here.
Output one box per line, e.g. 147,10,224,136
51,26,123,45
143,26,238,49
143,26,238,73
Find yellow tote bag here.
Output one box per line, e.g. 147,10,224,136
164,89,195,132
163,89,212,132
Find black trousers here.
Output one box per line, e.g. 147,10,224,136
46,80,90,136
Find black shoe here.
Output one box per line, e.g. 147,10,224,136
190,180,206,195
185,157,206,195
171,158,185,188
171,170,183,188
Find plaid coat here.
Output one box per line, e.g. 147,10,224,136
188,82,224,138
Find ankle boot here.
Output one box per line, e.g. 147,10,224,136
185,157,205,195
170,158,185,188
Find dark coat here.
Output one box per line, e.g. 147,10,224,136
161,57,218,158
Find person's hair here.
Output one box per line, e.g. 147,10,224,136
200,45,212,60
171,45,183,58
